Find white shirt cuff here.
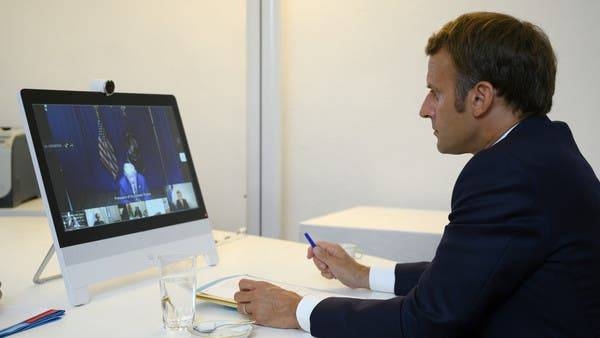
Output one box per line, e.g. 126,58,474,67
295,267,395,333
296,294,328,333
369,266,395,293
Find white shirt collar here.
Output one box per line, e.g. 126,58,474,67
491,122,520,147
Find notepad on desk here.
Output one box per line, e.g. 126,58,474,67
196,274,242,308
196,274,386,308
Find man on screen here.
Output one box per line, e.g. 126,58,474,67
65,211,81,230
93,213,105,226
133,206,143,218
118,162,149,203
175,190,190,210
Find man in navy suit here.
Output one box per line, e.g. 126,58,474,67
118,162,150,204
175,190,190,210
234,12,600,337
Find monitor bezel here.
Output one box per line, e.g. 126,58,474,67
20,89,208,248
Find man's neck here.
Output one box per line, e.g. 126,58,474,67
478,107,522,151
483,119,521,149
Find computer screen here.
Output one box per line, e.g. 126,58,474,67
22,90,209,247
20,89,218,306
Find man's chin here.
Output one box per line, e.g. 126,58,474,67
436,140,447,153
436,141,464,155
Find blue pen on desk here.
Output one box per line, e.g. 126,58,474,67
304,232,317,248
0,309,65,337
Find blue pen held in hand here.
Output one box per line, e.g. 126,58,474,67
304,232,317,248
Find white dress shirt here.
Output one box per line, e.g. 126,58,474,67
129,177,137,194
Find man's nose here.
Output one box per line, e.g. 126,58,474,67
419,94,435,119
419,101,430,119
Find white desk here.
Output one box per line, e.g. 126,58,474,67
0,216,396,337
300,206,449,262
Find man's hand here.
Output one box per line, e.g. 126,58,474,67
233,279,301,329
307,241,370,289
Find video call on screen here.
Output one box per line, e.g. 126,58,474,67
32,103,201,232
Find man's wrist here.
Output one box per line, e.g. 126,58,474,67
290,294,301,329
361,265,371,289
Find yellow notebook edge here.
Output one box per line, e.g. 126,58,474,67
196,291,237,308
195,273,247,309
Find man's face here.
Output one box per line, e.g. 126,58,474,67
419,49,477,154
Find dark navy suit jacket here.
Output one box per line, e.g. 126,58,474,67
310,116,600,338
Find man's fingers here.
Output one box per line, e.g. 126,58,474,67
315,241,339,252
236,302,253,317
316,261,327,271
313,246,337,264
307,246,314,259
310,242,346,265
315,240,334,247
234,289,254,303
310,246,330,272
239,278,258,291
321,270,335,279
317,241,346,258
312,256,329,271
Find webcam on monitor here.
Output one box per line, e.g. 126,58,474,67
90,79,115,96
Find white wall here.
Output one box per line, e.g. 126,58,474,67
2,1,598,240
281,0,600,240
0,0,246,231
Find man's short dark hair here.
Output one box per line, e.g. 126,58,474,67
426,12,557,116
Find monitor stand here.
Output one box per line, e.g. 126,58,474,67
33,244,62,284
33,244,90,305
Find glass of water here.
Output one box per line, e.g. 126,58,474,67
157,254,197,331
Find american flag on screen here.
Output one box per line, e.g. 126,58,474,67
96,107,119,180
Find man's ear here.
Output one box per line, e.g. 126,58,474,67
469,81,495,118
